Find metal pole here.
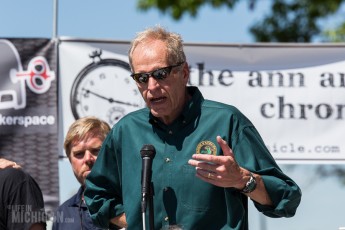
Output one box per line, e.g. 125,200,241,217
52,0,58,38
259,214,267,230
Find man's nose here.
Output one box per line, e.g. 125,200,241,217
84,151,95,163
147,75,159,90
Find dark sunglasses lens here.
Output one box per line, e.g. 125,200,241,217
132,66,174,83
152,68,169,80
133,74,148,83
139,74,149,83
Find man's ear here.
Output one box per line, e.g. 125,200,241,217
182,62,190,83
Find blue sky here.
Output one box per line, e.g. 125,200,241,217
1,1,345,230
0,0,271,42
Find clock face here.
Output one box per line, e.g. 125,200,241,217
70,59,145,126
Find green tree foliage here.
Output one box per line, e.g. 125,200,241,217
138,0,242,19
322,22,345,42
137,0,345,42
250,0,344,42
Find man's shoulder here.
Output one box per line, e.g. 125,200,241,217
115,107,149,126
203,99,238,112
56,192,80,211
0,168,40,191
124,107,149,118
0,167,30,180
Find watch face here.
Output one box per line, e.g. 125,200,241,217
70,58,145,126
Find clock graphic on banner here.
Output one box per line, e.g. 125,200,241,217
70,50,145,126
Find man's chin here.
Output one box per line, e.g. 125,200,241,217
84,171,91,178
80,171,91,184
150,109,169,118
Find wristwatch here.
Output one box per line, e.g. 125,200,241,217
241,172,257,193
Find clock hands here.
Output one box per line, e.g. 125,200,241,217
82,88,140,107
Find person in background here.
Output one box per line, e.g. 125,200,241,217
52,116,126,230
0,158,46,230
84,26,302,229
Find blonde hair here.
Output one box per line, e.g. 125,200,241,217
128,25,186,71
64,116,111,158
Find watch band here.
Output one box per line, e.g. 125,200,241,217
241,172,257,193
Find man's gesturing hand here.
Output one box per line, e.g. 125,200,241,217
188,136,247,189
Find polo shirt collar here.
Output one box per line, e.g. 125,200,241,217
68,186,86,208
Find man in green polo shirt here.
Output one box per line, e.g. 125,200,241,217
84,26,302,230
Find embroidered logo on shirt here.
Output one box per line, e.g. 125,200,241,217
196,141,217,155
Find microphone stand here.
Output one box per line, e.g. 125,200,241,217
148,182,154,230
142,182,154,230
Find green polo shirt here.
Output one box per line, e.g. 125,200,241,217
84,86,301,230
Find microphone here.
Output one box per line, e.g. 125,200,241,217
140,144,156,213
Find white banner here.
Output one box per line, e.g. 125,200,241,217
59,40,345,163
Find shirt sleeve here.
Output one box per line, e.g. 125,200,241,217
231,125,302,218
84,130,125,228
254,173,302,217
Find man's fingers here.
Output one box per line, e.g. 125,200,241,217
216,136,234,157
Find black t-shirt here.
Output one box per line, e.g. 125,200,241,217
0,167,46,230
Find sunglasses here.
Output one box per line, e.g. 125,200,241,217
131,62,184,84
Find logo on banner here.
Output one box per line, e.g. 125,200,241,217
0,40,55,110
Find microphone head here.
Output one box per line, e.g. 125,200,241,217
140,144,156,159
